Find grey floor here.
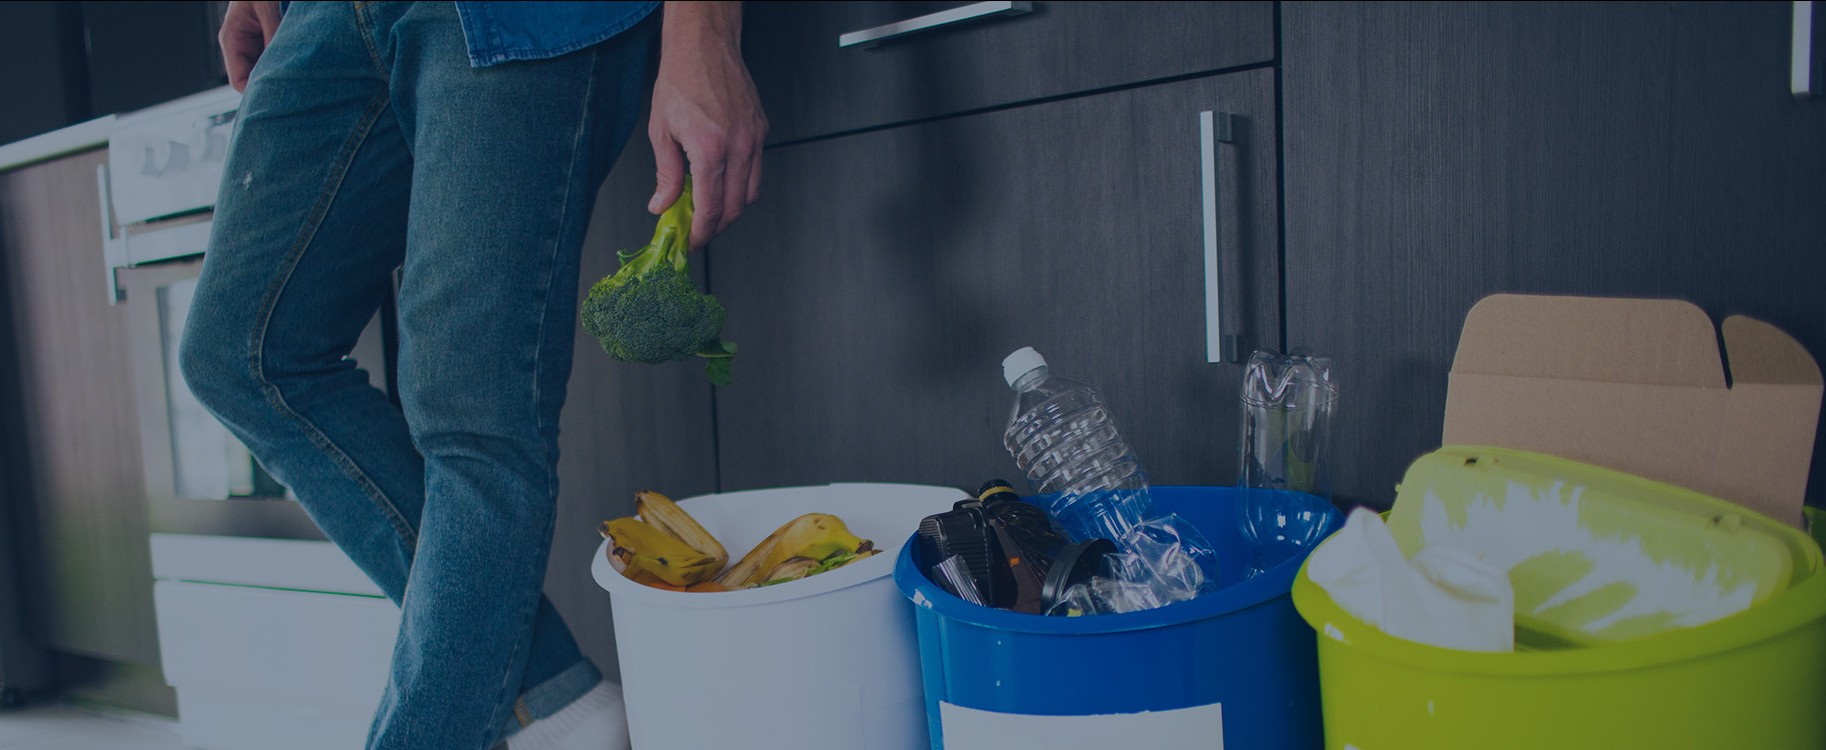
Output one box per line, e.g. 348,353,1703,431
0,703,185,750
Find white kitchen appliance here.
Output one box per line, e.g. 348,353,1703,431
100,85,241,303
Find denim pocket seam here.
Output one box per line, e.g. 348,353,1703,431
351,1,390,79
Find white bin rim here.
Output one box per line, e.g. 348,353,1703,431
592,482,964,610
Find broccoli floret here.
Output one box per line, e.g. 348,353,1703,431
584,269,724,363
580,181,737,385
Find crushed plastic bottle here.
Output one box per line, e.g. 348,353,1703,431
1001,347,1220,603
1042,518,1213,616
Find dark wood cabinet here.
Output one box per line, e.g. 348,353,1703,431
745,1,1275,143
709,69,1280,493
1281,1,1826,508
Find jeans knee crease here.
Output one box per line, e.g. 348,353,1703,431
248,94,418,550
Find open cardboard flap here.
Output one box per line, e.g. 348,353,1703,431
1443,294,1823,528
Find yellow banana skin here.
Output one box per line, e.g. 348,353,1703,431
752,544,883,587
712,530,779,588
719,513,873,588
601,517,722,587
767,514,872,575
758,556,821,586
636,490,728,565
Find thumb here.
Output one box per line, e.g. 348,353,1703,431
649,130,686,215
257,2,282,45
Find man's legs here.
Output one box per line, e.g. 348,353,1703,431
352,3,653,748
180,3,652,749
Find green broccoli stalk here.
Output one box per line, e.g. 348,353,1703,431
580,181,737,385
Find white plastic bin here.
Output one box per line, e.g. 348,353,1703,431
590,483,962,750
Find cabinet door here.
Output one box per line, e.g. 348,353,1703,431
709,70,1280,493
746,1,1275,143
1282,2,1826,507
0,150,161,665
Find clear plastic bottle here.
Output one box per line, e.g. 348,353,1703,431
1001,347,1157,543
1237,350,1339,577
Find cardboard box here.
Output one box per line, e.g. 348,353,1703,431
1442,294,1823,528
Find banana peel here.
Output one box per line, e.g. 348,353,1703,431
637,490,727,566
600,516,722,587
758,557,821,586
624,567,686,592
602,494,877,592
759,548,881,587
716,513,875,589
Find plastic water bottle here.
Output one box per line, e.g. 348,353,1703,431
1237,350,1339,577
1001,347,1157,543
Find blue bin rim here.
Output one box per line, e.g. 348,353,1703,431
892,485,1341,636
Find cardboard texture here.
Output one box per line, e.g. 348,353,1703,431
1443,294,1824,528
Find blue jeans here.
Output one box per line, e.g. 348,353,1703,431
179,3,654,748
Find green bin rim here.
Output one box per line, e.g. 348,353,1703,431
1291,506,1826,677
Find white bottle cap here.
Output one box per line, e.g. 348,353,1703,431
1002,347,1048,387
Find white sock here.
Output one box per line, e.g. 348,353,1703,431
507,680,631,750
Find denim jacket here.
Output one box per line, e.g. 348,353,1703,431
453,1,660,67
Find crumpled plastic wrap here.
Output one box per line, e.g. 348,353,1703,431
1044,514,1219,615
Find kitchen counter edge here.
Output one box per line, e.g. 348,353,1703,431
0,115,116,173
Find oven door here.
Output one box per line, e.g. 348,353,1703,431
121,257,394,539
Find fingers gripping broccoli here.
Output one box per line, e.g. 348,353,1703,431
580,182,737,385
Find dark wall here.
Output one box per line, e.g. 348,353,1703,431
0,2,91,145
0,1,227,146
80,1,227,118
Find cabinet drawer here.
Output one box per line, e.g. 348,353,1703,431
155,581,394,750
152,581,397,700
745,1,1274,143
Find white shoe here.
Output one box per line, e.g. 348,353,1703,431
507,681,631,750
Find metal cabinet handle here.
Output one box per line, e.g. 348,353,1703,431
1201,111,1241,364
839,1,1033,49
1797,1,1821,97
98,164,127,304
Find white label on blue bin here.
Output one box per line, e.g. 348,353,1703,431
938,701,1224,749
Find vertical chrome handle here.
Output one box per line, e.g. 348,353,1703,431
97,163,127,304
839,1,1033,48
1201,111,1240,364
1797,1,1821,97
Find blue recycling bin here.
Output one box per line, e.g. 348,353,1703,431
892,486,1339,749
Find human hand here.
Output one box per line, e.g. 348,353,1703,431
219,1,284,92
647,1,768,249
